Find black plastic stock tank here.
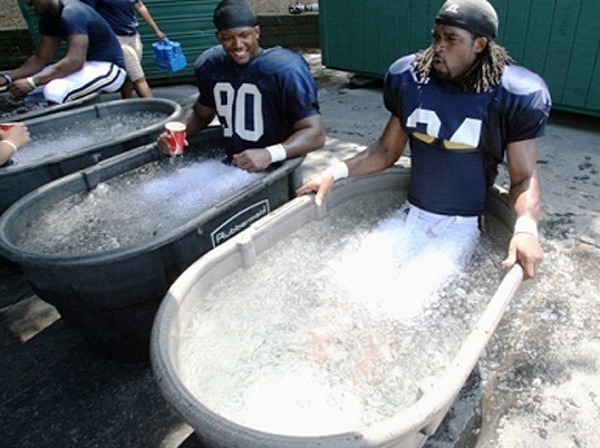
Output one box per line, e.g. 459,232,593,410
0,128,304,362
0,98,182,215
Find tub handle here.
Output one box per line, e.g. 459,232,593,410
82,170,101,191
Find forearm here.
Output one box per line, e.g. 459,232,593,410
30,56,83,86
136,3,163,36
277,114,324,159
340,114,408,177
506,139,542,227
509,172,541,218
8,55,47,81
508,170,542,239
0,140,18,165
346,139,402,176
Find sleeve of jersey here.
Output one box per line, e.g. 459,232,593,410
501,67,552,143
61,6,90,37
383,55,414,118
194,51,217,109
280,55,320,122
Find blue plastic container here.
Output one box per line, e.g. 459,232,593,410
152,39,188,73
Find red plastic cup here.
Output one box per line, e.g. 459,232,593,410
165,121,186,155
0,123,15,131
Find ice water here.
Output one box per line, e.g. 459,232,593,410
15,155,265,255
177,190,510,436
12,111,167,164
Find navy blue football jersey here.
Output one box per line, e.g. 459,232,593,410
384,54,551,216
194,45,320,156
39,0,125,68
96,0,140,36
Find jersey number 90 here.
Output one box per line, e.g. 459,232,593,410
214,82,263,142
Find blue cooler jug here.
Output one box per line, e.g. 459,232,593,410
153,39,188,73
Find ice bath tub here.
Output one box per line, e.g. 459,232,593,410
151,167,524,448
0,97,181,215
0,127,304,362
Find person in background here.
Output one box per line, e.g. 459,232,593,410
0,0,126,104
297,0,551,279
94,0,167,98
156,0,324,172
0,123,30,167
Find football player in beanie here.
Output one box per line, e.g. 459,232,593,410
157,0,324,171
298,0,551,279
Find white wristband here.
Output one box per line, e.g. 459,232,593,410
1,139,18,155
26,76,37,89
265,143,287,163
324,162,349,181
514,215,538,238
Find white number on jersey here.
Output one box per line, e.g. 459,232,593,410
214,82,263,142
406,107,482,148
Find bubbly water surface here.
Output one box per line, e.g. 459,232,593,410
15,156,265,255
177,190,510,436
12,110,167,164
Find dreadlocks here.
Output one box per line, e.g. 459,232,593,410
413,40,514,93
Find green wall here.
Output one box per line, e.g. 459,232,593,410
135,0,219,83
320,0,600,117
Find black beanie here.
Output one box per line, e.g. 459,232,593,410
435,0,498,39
213,0,258,32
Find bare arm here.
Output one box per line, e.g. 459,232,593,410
345,114,409,176
231,113,325,172
9,34,88,96
296,114,408,204
0,123,30,165
280,114,325,159
135,1,166,40
156,99,216,155
2,35,60,87
501,138,544,279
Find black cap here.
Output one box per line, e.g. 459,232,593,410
435,0,499,39
213,0,258,32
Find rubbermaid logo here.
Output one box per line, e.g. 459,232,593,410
210,200,270,247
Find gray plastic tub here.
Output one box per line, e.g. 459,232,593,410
151,167,523,448
0,127,304,362
0,97,182,215
0,91,101,122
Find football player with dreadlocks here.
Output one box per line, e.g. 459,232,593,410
298,0,551,279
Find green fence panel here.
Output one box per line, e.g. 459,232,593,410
137,0,220,83
320,0,600,117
